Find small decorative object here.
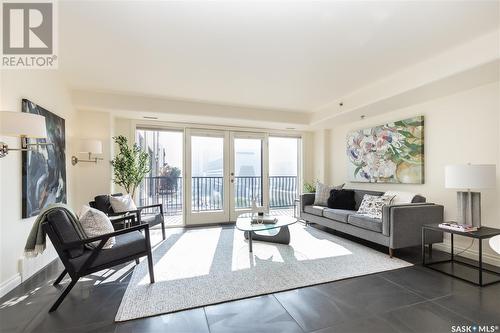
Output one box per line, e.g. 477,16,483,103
346,116,424,183
445,164,496,228
21,99,66,218
438,222,477,233
250,196,265,224
71,139,104,165
111,135,151,200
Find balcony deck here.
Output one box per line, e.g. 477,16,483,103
160,207,295,227
140,175,298,227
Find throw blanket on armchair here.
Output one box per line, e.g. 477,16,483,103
24,204,88,257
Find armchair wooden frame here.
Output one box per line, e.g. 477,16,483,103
90,195,166,240
43,217,155,312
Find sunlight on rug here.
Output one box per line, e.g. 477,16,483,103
116,224,412,321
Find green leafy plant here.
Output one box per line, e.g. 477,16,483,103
111,135,150,199
303,181,316,193
159,163,181,194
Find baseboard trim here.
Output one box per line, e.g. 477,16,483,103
433,243,500,267
0,273,22,298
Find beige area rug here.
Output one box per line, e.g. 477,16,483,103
116,224,412,321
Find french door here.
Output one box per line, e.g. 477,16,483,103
185,129,268,225
229,132,269,221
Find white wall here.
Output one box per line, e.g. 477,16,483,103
0,70,77,296
73,110,114,208
322,81,500,263
313,129,330,184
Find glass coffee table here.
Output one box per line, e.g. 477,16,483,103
236,213,298,252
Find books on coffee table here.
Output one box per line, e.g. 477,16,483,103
438,222,478,232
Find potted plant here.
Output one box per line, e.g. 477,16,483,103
158,163,181,194
303,181,316,193
111,135,150,199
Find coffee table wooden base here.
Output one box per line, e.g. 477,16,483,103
243,226,291,252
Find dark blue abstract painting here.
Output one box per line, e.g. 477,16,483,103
22,99,67,218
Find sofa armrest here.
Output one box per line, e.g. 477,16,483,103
382,203,432,236
300,193,315,212
384,204,444,249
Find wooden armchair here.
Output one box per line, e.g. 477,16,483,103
43,208,155,312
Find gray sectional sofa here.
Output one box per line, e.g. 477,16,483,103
300,189,444,257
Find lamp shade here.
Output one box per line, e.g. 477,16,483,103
77,139,102,154
0,111,47,138
445,164,496,189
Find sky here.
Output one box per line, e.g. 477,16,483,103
138,130,298,177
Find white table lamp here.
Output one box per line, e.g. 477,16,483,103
72,139,103,165
445,164,496,228
0,111,50,158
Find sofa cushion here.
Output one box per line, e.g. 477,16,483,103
384,191,417,204
348,214,383,233
353,190,384,210
314,182,344,206
357,194,395,219
69,231,146,272
304,205,326,217
327,189,356,210
323,209,356,223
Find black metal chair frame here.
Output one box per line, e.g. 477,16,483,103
91,196,166,240
43,215,155,312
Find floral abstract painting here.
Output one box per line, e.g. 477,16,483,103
346,116,424,184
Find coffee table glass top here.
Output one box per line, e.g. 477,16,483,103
235,213,297,232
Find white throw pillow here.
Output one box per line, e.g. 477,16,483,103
384,191,416,205
314,182,344,206
109,195,137,213
357,194,395,219
79,206,116,249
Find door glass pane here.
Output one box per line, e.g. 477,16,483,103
191,136,224,212
136,129,183,226
234,138,262,208
269,137,299,212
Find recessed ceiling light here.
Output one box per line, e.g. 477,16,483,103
143,116,158,120
286,127,296,130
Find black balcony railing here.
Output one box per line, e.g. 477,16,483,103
138,176,298,215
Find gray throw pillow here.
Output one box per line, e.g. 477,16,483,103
314,182,344,206
357,194,395,219
79,206,116,249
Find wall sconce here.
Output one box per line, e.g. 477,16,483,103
72,139,104,165
0,111,52,158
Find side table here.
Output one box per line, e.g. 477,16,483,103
422,223,500,287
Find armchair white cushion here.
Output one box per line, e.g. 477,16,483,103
109,194,137,213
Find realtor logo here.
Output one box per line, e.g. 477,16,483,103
2,1,58,68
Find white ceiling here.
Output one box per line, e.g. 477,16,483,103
59,1,499,112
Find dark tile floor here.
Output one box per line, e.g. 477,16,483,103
1,224,499,333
